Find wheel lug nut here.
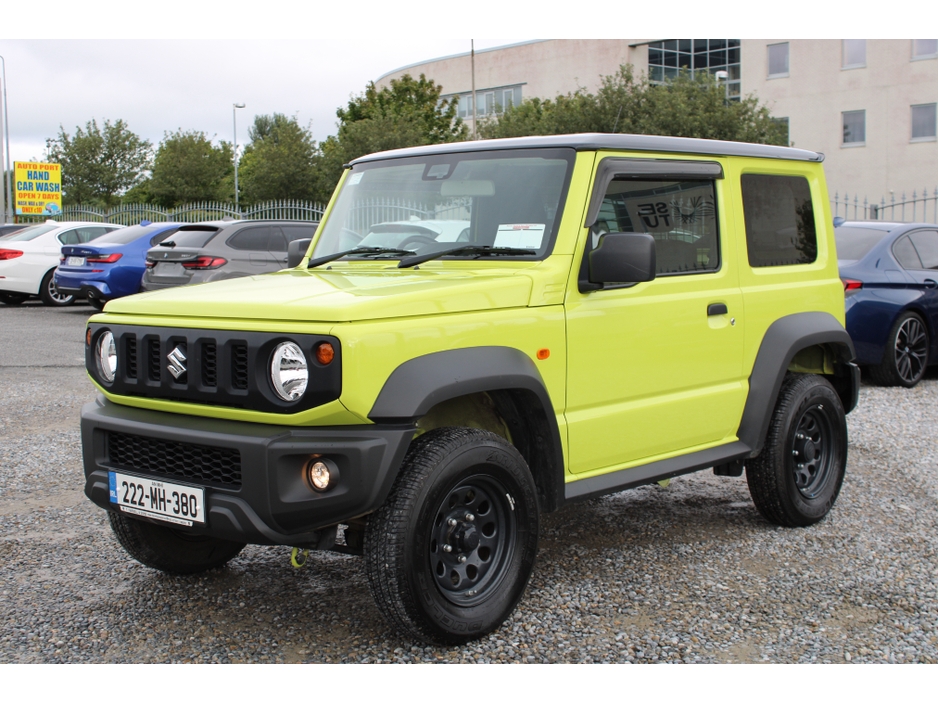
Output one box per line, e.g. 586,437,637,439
465,512,475,522
442,544,452,553
457,555,467,563
447,518,457,527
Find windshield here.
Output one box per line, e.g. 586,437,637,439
160,228,219,249
312,148,575,261
94,224,180,246
835,226,891,261
4,223,60,241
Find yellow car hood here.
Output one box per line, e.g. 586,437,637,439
105,267,534,323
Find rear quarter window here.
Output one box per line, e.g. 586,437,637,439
741,174,817,267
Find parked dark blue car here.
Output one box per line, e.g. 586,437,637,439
55,222,183,310
838,220,938,387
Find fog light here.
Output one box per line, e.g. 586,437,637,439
306,459,336,492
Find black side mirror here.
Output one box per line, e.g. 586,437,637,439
287,238,312,268
588,232,656,286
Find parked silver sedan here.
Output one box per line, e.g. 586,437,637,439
141,220,318,292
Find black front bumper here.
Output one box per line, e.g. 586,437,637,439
81,396,415,546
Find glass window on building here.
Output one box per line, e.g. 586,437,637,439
911,103,937,141
648,39,741,100
767,42,789,78
843,39,867,69
912,39,937,59
843,110,866,145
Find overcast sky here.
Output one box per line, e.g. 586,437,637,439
0,2,918,165
0,37,535,163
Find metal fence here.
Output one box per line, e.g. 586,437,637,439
831,188,938,224
17,199,328,226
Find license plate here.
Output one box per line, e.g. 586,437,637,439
155,262,185,276
108,471,205,526
66,256,86,266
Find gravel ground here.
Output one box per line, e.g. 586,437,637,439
1,301,937,663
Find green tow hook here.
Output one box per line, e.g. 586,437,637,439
290,547,310,569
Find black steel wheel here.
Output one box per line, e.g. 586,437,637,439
39,269,74,307
108,511,245,574
870,311,929,388
365,427,539,645
746,374,847,527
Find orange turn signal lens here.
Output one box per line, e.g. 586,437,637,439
537,348,550,360
86,328,92,346
315,342,335,365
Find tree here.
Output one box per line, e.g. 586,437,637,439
478,66,788,146
237,114,317,204
45,119,152,207
148,130,233,206
313,74,468,202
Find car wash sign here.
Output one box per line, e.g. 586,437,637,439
14,161,63,216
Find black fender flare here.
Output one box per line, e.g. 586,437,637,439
738,311,858,455
369,346,565,510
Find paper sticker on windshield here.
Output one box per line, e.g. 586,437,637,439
495,224,545,249
347,172,364,186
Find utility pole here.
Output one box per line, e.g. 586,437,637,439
471,40,477,140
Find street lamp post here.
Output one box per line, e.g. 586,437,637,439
233,102,245,214
0,55,10,224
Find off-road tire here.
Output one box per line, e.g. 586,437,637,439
364,427,539,645
108,511,245,574
869,311,929,388
39,269,74,307
746,373,847,527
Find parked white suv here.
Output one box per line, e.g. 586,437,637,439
0,221,122,306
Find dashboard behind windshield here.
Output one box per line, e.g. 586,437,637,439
312,148,575,261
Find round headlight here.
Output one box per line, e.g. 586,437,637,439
270,342,308,401
96,331,117,383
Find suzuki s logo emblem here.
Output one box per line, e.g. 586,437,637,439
167,344,187,380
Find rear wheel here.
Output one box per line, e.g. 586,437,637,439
87,294,106,311
869,311,929,387
39,270,74,307
108,512,245,574
746,374,847,527
365,427,539,644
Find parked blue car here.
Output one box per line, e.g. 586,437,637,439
837,220,938,387
55,221,183,310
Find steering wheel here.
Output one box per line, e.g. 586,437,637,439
398,235,439,249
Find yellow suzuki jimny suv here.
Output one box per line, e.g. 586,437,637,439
81,134,858,644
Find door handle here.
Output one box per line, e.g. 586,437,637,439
707,303,728,316
924,279,937,289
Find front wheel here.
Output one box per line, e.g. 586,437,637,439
364,427,539,645
869,311,929,387
108,512,245,574
39,270,74,306
746,374,847,527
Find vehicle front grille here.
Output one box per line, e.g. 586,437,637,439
107,431,242,488
201,342,217,387
86,324,342,414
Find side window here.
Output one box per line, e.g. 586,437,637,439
78,227,110,242
268,227,287,252
282,225,317,243
907,230,938,269
893,236,923,269
590,178,720,275
741,174,817,267
227,226,270,251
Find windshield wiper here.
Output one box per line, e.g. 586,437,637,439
398,245,538,268
307,246,417,269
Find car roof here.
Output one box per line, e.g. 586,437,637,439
837,221,931,232
350,132,824,166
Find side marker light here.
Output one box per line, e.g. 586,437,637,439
537,348,550,360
